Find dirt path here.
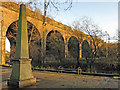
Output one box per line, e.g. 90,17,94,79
28,71,110,88
1,67,119,88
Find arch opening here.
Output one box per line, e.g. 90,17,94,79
5,37,11,64
6,20,41,66
82,40,92,58
5,37,10,52
68,36,79,59
46,30,65,61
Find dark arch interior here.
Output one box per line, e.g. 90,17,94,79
82,40,91,58
6,20,41,66
68,36,79,59
46,30,65,60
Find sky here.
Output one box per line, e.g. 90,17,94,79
53,2,118,37
5,1,118,52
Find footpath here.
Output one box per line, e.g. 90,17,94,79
0,66,120,89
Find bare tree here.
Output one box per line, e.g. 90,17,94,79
72,16,104,72
27,0,72,16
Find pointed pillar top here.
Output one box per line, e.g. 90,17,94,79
15,4,29,59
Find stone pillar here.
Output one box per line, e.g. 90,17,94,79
8,4,36,87
1,33,6,65
41,36,44,57
65,38,68,58
0,36,6,65
2,36,6,65
0,12,2,65
0,3,2,65
0,39,1,65
0,8,5,65
79,43,82,59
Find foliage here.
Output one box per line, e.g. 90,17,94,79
82,40,92,58
96,44,106,57
71,16,105,72
42,57,119,74
68,37,79,58
46,30,65,61
6,21,41,66
107,43,118,57
5,50,10,62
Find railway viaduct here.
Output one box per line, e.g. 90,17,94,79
0,2,103,65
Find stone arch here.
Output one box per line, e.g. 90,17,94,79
82,40,92,58
46,29,65,39
68,36,79,59
6,20,41,66
67,35,79,43
82,38,91,45
46,30,65,61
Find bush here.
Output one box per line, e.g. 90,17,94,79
40,57,119,74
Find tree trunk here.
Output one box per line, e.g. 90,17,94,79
77,57,80,68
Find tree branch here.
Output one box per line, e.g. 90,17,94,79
51,1,59,11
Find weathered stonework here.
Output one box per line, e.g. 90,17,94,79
8,4,36,87
0,2,103,65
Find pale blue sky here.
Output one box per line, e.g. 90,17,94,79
6,1,118,51
52,2,118,37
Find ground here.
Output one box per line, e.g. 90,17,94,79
0,66,120,89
